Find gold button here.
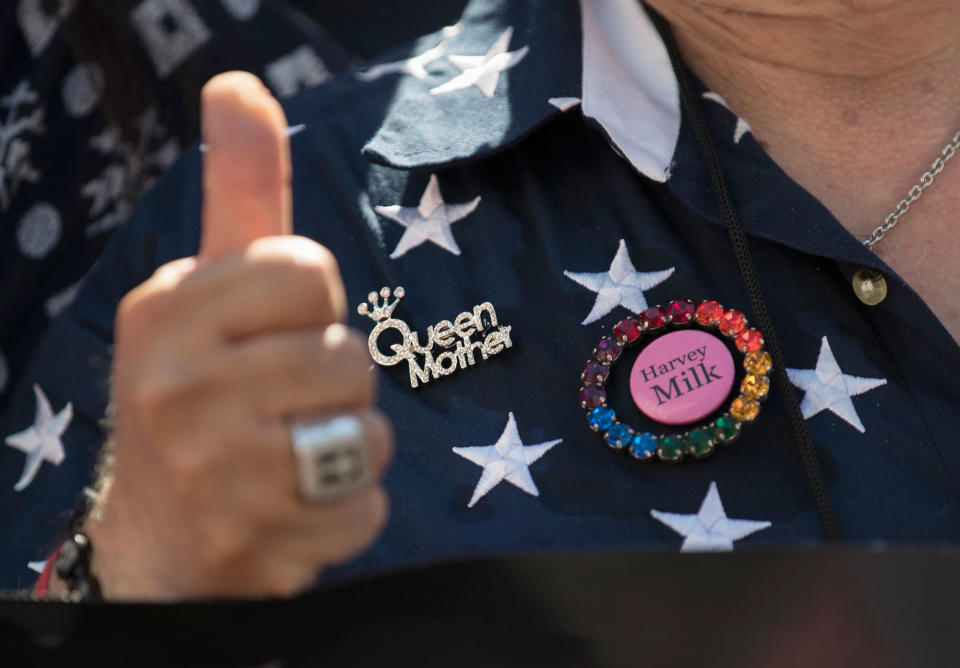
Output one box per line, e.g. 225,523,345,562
852,267,887,306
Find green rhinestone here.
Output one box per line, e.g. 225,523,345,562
658,435,685,463
711,415,742,444
685,429,714,458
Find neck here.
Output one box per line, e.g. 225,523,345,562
645,0,960,240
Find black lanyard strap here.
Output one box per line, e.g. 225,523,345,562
646,6,841,541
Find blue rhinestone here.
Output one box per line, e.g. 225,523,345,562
587,406,616,432
604,423,633,450
629,432,657,460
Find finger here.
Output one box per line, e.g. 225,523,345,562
114,257,201,350
223,409,393,533
146,405,392,522
188,237,347,340
210,325,376,419
131,237,347,352
194,406,393,493
287,486,390,566
252,486,390,595
201,71,291,260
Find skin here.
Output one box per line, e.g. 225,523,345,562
647,0,960,339
50,73,394,599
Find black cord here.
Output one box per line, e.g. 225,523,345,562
647,8,842,540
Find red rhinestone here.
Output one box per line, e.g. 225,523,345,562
581,360,610,386
613,318,642,344
594,336,623,363
718,310,747,337
666,299,696,324
639,306,667,330
696,300,724,326
735,328,765,353
579,386,607,409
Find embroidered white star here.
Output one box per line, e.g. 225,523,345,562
651,482,771,552
787,336,887,433
452,412,561,508
548,96,581,112
702,92,752,144
5,384,72,491
563,239,675,325
375,173,480,259
430,27,529,98
357,40,448,81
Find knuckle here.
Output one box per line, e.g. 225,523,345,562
324,326,376,403
163,438,221,506
289,254,330,292
368,486,390,534
336,326,370,362
312,487,389,566
274,339,311,392
116,285,169,346
167,462,202,506
116,259,194,345
348,489,389,560
129,364,208,434
166,442,214,496
260,237,337,282
294,242,345,322
351,487,389,539
270,333,329,398
248,237,346,323
365,410,395,474
200,520,257,572
129,372,179,435
291,239,340,283
305,241,340,277
260,569,306,598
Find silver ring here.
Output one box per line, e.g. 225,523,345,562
290,415,371,503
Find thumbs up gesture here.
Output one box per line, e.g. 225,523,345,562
79,73,393,599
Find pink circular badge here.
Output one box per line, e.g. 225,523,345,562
629,330,734,426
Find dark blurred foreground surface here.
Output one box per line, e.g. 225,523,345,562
1,548,958,667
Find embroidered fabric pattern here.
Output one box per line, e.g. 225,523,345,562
580,299,771,462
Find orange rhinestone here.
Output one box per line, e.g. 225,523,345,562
740,374,770,401
718,310,747,337
743,351,772,376
730,396,761,423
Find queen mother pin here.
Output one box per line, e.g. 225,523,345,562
579,299,771,463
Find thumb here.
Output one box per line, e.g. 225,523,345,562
200,71,292,260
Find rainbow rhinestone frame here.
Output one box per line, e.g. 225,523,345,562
579,299,772,463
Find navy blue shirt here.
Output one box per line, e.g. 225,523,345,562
2,0,959,590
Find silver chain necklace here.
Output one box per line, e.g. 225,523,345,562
852,129,960,306
863,129,960,249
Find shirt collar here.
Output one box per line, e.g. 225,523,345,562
360,0,888,273
362,0,583,170
363,0,680,179
579,0,679,183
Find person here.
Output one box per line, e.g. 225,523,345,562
4,0,960,597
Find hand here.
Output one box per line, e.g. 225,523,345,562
79,72,393,599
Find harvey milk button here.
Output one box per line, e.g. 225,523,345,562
629,329,734,425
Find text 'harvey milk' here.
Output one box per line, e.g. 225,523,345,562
635,345,725,405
